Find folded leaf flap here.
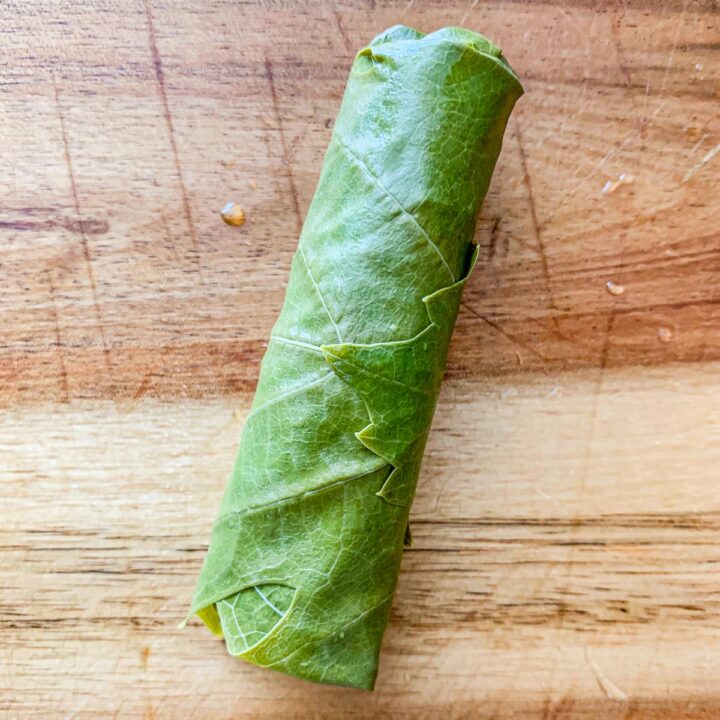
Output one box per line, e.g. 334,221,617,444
262,592,393,690
218,584,296,656
197,603,223,636
321,247,479,507
188,462,408,688
369,24,424,47
366,25,523,94
404,522,414,548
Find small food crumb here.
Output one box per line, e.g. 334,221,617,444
220,159,236,169
220,202,246,227
658,327,673,343
684,124,703,142
515,351,523,366
248,180,258,190
606,280,625,296
140,646,151,669
602,172,634,195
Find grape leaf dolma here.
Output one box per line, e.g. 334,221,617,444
186,25,523,689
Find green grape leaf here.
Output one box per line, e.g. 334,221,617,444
186,24,522,690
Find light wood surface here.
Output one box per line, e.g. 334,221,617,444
2,1,719,718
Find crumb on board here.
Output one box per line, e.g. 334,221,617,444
658,327,673,343
220,202,246,227
606,280,625,296
684,124,703,142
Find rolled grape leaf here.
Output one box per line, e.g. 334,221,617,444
186,24,523,689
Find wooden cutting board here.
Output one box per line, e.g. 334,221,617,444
2,1,719,718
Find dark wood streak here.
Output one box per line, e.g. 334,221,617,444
46,271,70,403
611,7,644,141
460,301,550,363
265,57,304,235
0,217,109,234
143,0,198,251
331,7,352,56
52,76,114,396
486,216,502,262
514,115,561,335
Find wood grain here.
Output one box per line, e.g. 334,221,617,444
1,0,718,717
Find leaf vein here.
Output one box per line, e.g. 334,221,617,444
213,463,389,527
269,335,324,353
254,586,285,617
246,371,334,421
324,351,432,395
265,593,394,669
299,243,343,342
333,134,456,283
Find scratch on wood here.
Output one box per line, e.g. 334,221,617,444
515,116,562,336
461,302,548,363
52,77,114,394
558,312,615,628
585,646,629,701
515,117,553,302
585,313,615,466
597,313,615,376
683,142,720,183
332,7,351,55
46,271,70,403
144,0,198,250
160,214,181,263
265,57,303,235
550,230,625,638
651,1,687,129
459,0,479,25
486,216,501,262
132,373,152,401
557,4,586,41
611,10,643,138
580,195,635,471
